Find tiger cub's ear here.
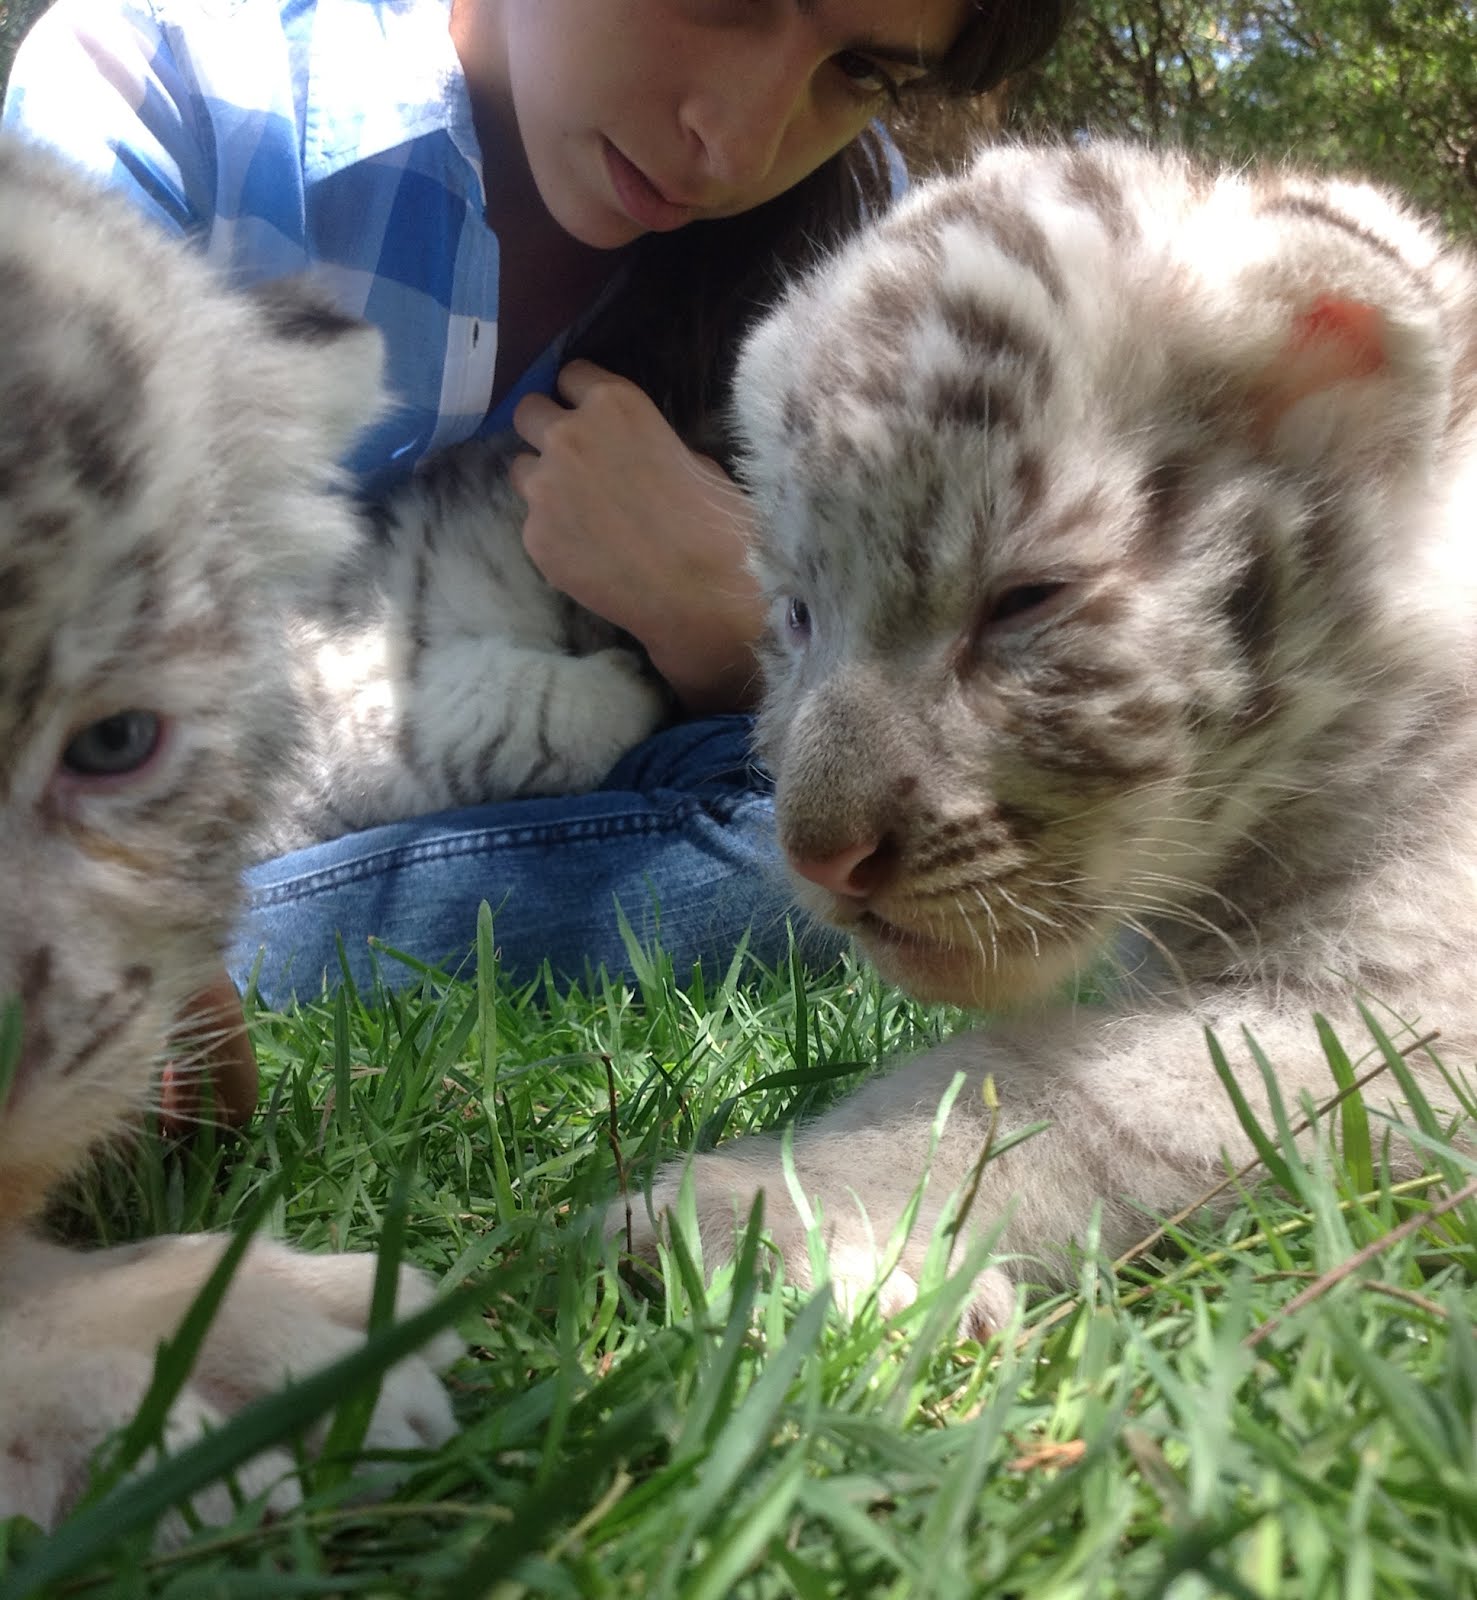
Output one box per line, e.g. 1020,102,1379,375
1246,289,1448,482
1255,295,1385,427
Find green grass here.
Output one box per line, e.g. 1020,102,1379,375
3,917,1475,1599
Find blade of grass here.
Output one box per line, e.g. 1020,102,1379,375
1204,1025,1297,1194
318,1145,420,1476
102,1160,302,1482
0,997,22,1118
476,901,516,1220
1316,1014,1373,1196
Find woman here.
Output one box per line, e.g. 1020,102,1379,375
3,0,1070,1110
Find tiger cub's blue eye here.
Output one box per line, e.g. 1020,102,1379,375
61,711,163,777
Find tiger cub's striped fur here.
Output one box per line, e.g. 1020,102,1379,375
0,139,459,1536
626,144,1477,1328
271,439,668,854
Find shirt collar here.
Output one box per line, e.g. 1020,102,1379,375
301,0,482,188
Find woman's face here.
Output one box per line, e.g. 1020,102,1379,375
482,0,972,247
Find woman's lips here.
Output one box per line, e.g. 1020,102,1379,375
603,140,696,233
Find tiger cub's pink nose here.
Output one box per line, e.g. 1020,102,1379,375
786,837,891,899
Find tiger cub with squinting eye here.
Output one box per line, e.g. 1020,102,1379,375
624,143,1476,1330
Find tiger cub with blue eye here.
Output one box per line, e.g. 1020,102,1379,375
624,143,1477,1330
0,139,460,1536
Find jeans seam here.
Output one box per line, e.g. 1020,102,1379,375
247,792,771,906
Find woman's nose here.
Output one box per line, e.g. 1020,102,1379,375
679,33,811,190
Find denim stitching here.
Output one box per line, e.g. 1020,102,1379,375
248,793,776,907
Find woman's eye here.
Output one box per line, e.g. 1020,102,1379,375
61,711,163,778
785,596,812,641
832,51,903,103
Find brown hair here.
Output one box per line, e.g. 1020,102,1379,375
568,2,1076,462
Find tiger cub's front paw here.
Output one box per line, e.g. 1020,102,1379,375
609,1148,1020,1338
609,1149,921,1315
174,1236,462,1451
0,1344,307,1536
0,1234,463,1537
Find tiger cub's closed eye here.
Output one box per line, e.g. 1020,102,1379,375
979,581,1072,632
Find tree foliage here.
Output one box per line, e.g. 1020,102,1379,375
0,0,47,103
1005,1,1477,231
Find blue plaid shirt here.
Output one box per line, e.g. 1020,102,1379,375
4,0,568,495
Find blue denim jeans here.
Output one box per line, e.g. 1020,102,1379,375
230,716,834,1006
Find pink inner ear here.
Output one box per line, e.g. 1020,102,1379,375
1255,294,1388,442
1289,295,1387,379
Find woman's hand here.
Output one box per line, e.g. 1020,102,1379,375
510,360,766,714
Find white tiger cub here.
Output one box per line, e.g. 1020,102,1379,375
269,439,669,855
623,144,1477,1330
0,140,460,1534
